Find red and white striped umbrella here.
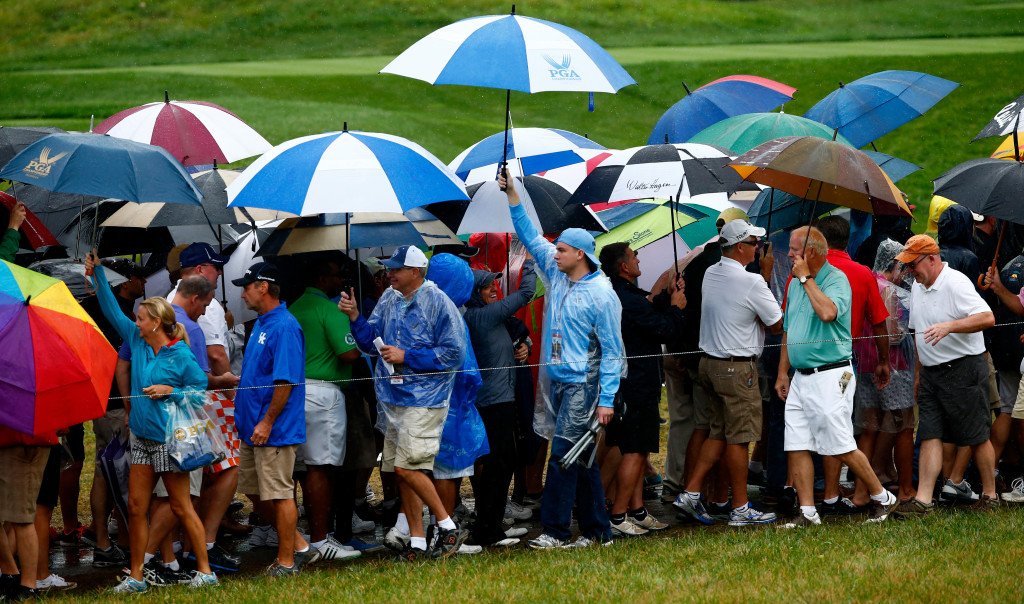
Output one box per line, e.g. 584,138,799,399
94,92,272,166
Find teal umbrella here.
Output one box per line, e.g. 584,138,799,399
688,112,852,155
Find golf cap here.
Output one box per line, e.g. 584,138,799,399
382,245,429,269
231,261,280,286
179,242,228,268
554,228,600,269
166,243,190,273
895,235,940,264
716,208,750,229
362,257,386,276
432,243,480,259
719,219,766,247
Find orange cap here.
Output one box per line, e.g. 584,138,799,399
895,234,940,264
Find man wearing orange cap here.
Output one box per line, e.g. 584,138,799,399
892,235,997,517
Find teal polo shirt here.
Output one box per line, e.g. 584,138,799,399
288,287,357,383
784,261,852,369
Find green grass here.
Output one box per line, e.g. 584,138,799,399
3,0,1024,71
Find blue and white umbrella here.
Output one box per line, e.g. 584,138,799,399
381,8,635,168
227,128,469,216
450,127,606,179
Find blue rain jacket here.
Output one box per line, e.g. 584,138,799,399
510,203,624,408
350,279,466,408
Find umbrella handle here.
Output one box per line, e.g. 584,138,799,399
977,220,1006,289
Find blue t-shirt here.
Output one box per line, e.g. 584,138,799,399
118,305,210,374
234,303,306,447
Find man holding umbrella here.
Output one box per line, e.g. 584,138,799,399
499,169,625,549
0,202,26,262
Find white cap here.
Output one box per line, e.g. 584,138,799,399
719,219,766,246
381,245,429,269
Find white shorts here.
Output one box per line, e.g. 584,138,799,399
154,469,202,498
785,366,857,456
297,380,347,467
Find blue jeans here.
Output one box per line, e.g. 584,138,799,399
539,382,611,542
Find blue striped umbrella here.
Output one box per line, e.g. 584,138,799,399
450,127,605,179
226,128,469,216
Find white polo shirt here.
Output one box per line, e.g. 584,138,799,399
699,256,783,358
909,262,990,367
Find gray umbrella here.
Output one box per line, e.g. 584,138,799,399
0,126,66,168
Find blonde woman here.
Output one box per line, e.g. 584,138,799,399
86,250,217,592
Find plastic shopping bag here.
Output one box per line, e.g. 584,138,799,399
165,392,227,472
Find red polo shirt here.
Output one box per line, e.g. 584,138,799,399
826,248,889,336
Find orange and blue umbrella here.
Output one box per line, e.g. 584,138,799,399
0,260,116,435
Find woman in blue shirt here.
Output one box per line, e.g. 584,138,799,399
86,251,218,592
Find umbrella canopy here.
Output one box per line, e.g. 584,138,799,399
94,93,272,166
380,11,635,94
227,128,468,216
992,134,1024,161
0,191,60,250
933,158,1024,224
450,127,606,178
0,126,66,168
256,208,462,257
804,70,958,148
100,168,289,230
0,133,202,205
730,136,912,216
460,175,605,235
689,112,851,155
568,142,756,206
648,75,797,145
28,258,128,300
747,150,922,232
0,260,116,434
974,92,1024,140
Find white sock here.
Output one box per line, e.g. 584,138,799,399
438,516,457,531
824,496,839,505
410,537,427,551
712,501,729,508
870,490,890,503
395,513,410,535
163,559,180,571
732,503,749,512
143,552,154,564
206,542,214,551
171,541,182,554
311,538,327,549
295,546,309,553
801,505,818,518
685,491,701,500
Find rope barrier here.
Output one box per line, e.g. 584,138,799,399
105,319,1024,402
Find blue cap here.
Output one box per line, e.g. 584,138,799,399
381,245,429,269
179,242,228,268
554,228,599,270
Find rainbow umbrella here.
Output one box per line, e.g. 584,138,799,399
0,260,116,435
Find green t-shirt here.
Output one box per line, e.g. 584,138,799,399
288,287,357,383
783,261,852,369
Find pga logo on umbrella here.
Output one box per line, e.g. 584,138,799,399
22,146,67,179
543,53,581,81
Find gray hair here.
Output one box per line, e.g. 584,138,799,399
177,275,214,299
793,226,828,256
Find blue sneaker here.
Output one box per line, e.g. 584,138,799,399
187,571,219,589
727,503,777,526
343,537,386,553
673,493,715,525
111,576,149,593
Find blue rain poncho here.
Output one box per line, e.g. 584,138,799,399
350,277,466,409
509,204,625,444
426,253,488,475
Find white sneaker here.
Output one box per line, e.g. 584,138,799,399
457,544,483,555
561,536,612,549
494,537,520,547
308,536,361,564
504,500,532,521
37,573,77,591
364,484,377,503
940,478,980,503
610,518,649,536
187,571,219,589
630,513,669,531
1002,477,1024,503
383,526,411,552
504,527,528,538
352,512,376,534
528,533,567,549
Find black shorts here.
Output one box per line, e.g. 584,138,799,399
918,354,991,446
65,423,86,462
605,395,661,454
36,447,62,508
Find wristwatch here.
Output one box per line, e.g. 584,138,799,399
798,275,813,285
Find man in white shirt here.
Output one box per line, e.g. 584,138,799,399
892,235,997,517
674,220,783,526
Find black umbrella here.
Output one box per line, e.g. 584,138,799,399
934,156,1024,282
464,175,605,234
0,126,66,168
973,92,1024,141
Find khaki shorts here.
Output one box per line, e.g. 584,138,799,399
985,352,1000,410
93,408,126,458
1012,374,1024,420
238,443,297,501
381,404,446,472
698,356,762,444
154,469,202,498
0,446,50,523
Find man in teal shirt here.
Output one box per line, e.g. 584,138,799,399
288,257,361,565
774,227,897,528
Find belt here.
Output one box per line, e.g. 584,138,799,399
701,352,757,363
796,360,851,375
